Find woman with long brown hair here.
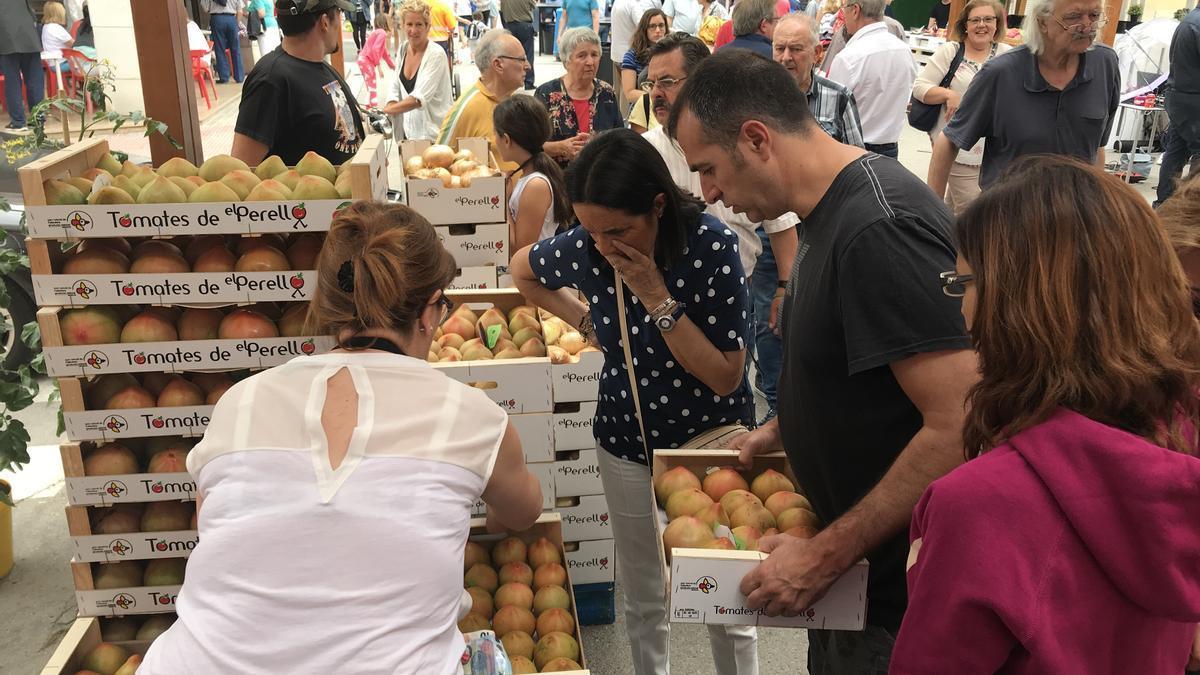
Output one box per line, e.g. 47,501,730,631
1157,173,1200,317
892,156,1200,673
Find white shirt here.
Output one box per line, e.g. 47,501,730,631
663,0,704,35
140,352,508,675
510,171,560,242
643,127,797,275
827,21,917,145
610,0,661,61
389,42,454,141
40,23,73,60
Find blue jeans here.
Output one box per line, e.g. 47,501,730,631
750,228,783,420
210,13,244,83
1156,105,1200,206
0,52,45,127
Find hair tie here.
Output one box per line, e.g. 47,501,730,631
337,260,355,292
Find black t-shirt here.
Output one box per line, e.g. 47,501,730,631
235,49,365,166
777,154,970,634
929,0,951,28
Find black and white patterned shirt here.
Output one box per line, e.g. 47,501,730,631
806,70,865,149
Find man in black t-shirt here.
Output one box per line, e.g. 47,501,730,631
928,0,950,29
231,0,366,166
669,51,978,672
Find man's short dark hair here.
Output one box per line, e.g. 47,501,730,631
277,6,338,36
647,32,711,75
667,50,816,149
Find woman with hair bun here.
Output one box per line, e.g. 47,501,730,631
141,202,543,675
892,157,1200,673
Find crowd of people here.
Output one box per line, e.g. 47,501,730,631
3,0,1198,671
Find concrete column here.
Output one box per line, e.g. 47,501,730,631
90,0,145,114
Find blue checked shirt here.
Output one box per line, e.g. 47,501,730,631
806,71,865,148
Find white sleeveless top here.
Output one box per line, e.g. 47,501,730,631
508,171,559,243
140,352,508,675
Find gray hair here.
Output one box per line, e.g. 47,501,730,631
474,29,514,71
732,0,777,36
775,12,820,44
558,26,601,58
850,0,887,20
1022,0,1101,54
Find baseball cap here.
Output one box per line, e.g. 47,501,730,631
275,0,356,15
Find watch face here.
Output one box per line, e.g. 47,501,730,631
657,315,675,331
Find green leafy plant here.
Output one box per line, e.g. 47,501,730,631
0,202,60,507
1,58,178,162
1176,7,1189,20
1127,3,1143,20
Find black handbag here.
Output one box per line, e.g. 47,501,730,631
908,42,965,132
246,9,263,39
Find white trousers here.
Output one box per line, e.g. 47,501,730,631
598,449,759,675
256,26,282,57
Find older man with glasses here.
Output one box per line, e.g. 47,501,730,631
927,0,1120,198
825,0,917,158
437,29,529,170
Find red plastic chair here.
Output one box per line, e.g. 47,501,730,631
69,20,83,38
191,49,218,110
41,59,59,98
60,49,96,112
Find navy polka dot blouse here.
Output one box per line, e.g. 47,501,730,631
529,213,754,464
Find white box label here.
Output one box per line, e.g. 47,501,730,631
33,271,317,306
65,473,196,506
558,494,612,542
435,224,509,267
435,358,553,414
552,350,603,403
565,538,616,585
77,585,182,616
554,401,597,452
554,449,603,497
669,554,868,630
64,406,213,442
447,265,498,290
27,199,352,239
73,530,198,563
471,460,555,515
45,336,336,377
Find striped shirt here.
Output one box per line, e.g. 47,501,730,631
806,71,865,149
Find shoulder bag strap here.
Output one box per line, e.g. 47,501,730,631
938,42,966,90
615,275,653,458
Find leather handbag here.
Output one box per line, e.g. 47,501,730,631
614,275,749,455
908,42,965,132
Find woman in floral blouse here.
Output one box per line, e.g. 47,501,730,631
534,27,623,165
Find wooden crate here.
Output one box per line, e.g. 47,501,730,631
20,134,388,243
57,375,213,443
71,558,184,617
40,617,154,675
60,442,197,507
467,512,587,670
66,504,197,563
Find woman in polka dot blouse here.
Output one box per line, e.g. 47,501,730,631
512,129,758,673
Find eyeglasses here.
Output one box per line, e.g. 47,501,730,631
940,271,975,298
435,294,455,324
966,16,998,25
648,22,667,30
1051,11,1106,33
497,55,529,64
641,75,687,92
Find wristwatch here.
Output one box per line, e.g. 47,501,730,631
653,298,686,332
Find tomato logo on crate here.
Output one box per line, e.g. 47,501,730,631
112,593,136,610
599,556,609,569
490,195,500,209
289,273,306,298
150,416,165,429
85,350,109,370
108,538,133,556
121,283,136,296
291,203,308,229
118,214,133,228
103,480,128,499
300,339,316,355
72,279,97,300
103,415,128,434
132,352,147,365
67,211,92,232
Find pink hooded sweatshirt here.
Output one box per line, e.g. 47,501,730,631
892,408,1200,673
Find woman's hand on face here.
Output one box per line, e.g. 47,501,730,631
606,239,669,308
